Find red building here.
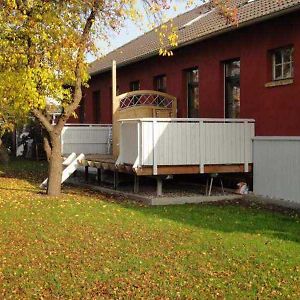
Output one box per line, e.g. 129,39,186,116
79,0,300,136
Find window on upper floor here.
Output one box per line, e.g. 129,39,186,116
154,75,167,93
272,47,294,81
130,80,140,91
224,59,240,118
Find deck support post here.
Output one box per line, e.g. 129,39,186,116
84,166,89,183
156,177,163,197
97,168,104,185
114,170,119,190
134,175,139,193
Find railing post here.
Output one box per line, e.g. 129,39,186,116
116,121,123,165
244,120,249,172
139,121,143,166
137,121,141,167
199,120,205,174
153,120,158,175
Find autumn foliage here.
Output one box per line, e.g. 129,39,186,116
0,0,176,195
0,0,238,195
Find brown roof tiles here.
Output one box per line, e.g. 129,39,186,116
90,0,300,75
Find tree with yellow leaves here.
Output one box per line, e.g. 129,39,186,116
0,0,236,196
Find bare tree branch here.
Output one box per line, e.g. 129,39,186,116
56,1,100,130
33,109,53,133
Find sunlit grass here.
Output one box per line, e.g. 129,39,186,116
0,159,299,299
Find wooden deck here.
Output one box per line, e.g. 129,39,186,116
134,164,253,176
85,154,115,164
80,154,118,172
79,154,252,176
63,118,255,183
75,153,253,196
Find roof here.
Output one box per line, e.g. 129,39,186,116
90,0,300,76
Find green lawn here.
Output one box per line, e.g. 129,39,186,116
0,160,299,299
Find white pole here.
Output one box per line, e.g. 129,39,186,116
112,60,119,158
112,60,117,102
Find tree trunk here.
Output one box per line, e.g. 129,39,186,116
43,133,52,162
47,133,62,196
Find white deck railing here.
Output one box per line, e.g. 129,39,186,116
61,124,112,155
117,118,255,174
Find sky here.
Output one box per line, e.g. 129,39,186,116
89,1,201,62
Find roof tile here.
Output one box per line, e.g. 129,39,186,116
90,0,300,75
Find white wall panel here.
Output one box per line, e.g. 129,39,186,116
61,125,112,155
254,137,300,204
118,119,255,169
119,122,139,165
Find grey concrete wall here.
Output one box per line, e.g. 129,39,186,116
253,137,300,204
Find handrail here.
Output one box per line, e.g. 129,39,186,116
64,124,112,127
118,118,255,123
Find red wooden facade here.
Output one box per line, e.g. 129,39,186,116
76,11,300,136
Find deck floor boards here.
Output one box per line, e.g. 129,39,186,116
85,154,116,164
77,154,252,176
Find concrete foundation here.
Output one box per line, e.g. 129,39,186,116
67,178,241,205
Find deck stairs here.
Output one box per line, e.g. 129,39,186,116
40,153,85,189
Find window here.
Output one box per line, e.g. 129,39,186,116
93,90,100,123
154,75,167,93
186,68,199,118
130,81,140,91
225,60,240,118
272,47,294,81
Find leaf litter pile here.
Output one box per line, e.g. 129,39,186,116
0,160,299,299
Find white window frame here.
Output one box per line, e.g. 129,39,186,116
272,47,294,81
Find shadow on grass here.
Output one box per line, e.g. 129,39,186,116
121,199,300,244
0,186,41,193
1,159,300,244
68,175,300,245
0,158,48,185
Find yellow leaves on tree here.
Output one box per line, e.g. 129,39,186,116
0,0,178,195
0,0,239,195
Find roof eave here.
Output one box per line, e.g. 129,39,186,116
89,4,300,77
180,4,300,49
